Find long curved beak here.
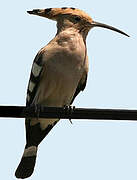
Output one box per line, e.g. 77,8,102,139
92,21,129,37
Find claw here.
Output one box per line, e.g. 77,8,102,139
69,119,73,124
63,105,75,124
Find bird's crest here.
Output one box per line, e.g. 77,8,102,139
27,7,93,23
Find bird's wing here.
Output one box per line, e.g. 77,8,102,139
25,49,58,141
26,52,44,106
70,73,87,104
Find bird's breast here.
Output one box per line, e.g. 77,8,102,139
56,31,86,54
36,33,88,106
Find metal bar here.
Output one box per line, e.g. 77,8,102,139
0,105,137,121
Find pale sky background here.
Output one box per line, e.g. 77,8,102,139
0,0,136,180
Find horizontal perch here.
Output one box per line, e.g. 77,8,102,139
0,105,137,121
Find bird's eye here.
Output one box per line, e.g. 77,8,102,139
74,16,81,22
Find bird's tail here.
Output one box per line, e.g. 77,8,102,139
15,146,37,179
15,118,58,179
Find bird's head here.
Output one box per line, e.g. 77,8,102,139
27,7,129,38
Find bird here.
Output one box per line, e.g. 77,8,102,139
15,7,129,179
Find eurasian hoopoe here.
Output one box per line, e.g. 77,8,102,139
15,7,129,179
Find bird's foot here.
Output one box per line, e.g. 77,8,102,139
63,105,75,124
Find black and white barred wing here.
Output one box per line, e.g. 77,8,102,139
26,53,43,106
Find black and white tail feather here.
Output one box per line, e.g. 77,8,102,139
15,121,57,179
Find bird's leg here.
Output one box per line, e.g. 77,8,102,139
63,105,75,124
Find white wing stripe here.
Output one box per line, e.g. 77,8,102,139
32,62,42,77
27,94,30,102
29,81,35,92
